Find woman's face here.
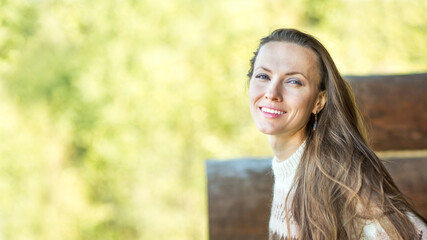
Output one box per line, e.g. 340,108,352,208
249,41,325,137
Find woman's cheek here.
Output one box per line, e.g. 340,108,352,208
249,85,264,101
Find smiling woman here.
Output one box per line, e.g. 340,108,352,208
247,29,427,240
249,41,326,148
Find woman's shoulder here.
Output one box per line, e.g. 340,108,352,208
360,212,426,240
407,212,427,239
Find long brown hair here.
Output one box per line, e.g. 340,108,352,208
248,28,425,239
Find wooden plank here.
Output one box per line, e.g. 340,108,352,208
206,157,427,240
346,73,427,151
384,157,427,219
206,158,272,240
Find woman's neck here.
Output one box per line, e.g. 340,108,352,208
269,132,306,162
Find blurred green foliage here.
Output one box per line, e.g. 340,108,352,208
0,0,426,239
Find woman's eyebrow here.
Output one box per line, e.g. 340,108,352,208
256,66,307,79
285,71,308,79
254,66,272,73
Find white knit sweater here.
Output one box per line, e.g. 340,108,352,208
269,142,427,240
269,142,304,239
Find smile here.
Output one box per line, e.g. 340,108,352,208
259,106,286,117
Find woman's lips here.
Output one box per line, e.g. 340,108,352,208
259,106,286,118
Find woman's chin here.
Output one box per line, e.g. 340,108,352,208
257,126,283,136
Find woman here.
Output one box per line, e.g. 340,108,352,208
247,28,427,240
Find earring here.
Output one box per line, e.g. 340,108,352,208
313,113,318,131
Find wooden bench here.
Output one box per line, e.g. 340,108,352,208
206,73,427,240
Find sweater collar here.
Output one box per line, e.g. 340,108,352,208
272,141,306,179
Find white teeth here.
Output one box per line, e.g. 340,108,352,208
261,107,284,115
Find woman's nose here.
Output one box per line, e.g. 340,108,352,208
264,82,283,102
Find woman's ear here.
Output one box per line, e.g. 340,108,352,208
312,91,327,114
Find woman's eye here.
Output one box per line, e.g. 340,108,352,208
255,74,270,80
286,79,302,85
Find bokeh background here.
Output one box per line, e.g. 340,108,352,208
0,0,426,239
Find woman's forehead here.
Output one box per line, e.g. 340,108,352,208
255,42,321,79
